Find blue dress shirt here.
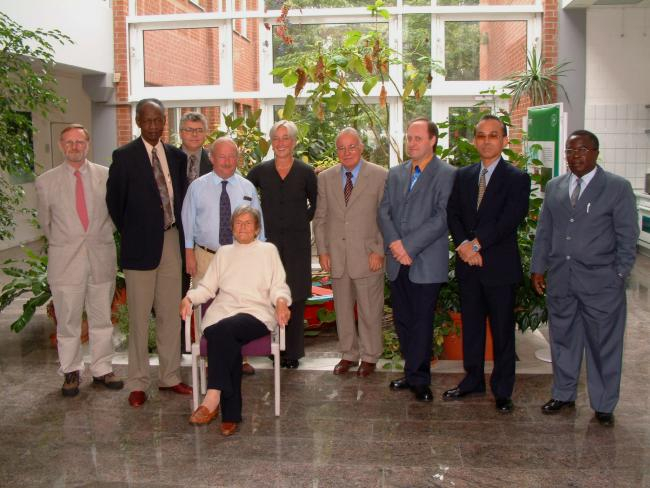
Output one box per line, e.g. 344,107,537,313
340,160,363,189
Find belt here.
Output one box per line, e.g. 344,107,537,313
196,244,216,254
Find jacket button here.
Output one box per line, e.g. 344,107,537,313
566,256,571,260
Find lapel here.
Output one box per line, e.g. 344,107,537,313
468,163,481,211
557,173,573,213
345,160,367,208
331,164,347,212
573,166,605,216
408,157,438,200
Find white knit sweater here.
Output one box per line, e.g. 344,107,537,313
186,239,292,332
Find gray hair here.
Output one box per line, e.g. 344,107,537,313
335,127,362,146
269,120,298,140
230,205,261,233
180,111,208,130
210,136,239,156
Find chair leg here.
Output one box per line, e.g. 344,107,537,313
272,343,280,416
199,357,207,395
191,348,199,411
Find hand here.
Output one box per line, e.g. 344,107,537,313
368,252,384,272
389,240,412,266
319,254,331,273
185,248,197,276
531,273,546,295
275,298,291,327
179,296,193,321
467,253,483,267
456,241,474,262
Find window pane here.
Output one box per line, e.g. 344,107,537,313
447,106,481,147
143,28,220,87
165,106,222,145
266,0,395,9
445,21,526,81
272,23,388,83
403,15,431,86
136,0,221,14
273,103,390,168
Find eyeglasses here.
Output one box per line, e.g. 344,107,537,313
565,147,595,156
181,127,205,135
336,144,360,153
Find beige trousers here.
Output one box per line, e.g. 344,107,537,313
193,245,215,287
52,280,115,377
332,271,384,363
124,228,182,392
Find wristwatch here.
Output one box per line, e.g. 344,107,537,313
472,243,480,253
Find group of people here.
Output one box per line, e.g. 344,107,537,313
36,96,639,437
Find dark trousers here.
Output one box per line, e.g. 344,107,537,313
181,271,191,351
390,265,441,387
458,278,516,399
203,313,268,422
284,299,306,360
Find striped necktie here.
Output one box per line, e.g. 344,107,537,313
477,168,488,209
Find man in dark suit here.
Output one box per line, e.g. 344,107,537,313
378,118,456,402
178,111,212,345
531,130,639,426
106,98,192,407
444,114,530,413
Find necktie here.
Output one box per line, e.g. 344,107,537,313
74,170,89,232
570,177,582,208
219,181,233,245
151,147,174,229
477,168,488,209
344,171,353,205
188,154,198,182
409,165,421,191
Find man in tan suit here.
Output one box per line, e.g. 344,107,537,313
313,128,388,377
36,124,123,397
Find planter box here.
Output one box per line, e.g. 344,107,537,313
441,311,494,361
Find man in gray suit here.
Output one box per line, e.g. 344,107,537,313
36,124,123,397
531,129,639,426
179,111,212,184
378,118,456,402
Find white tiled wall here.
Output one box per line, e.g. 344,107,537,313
584,104,650,190
584,7,650,191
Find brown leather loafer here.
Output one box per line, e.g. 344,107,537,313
220,422,239,436
128,390,147,407
158,382,192,395
333,359,359,375
357,361,376,377
241,362,255,375
189,405,219,425
93,372,124,390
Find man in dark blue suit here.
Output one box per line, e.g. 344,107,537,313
106,98,192,407
444,114,530,413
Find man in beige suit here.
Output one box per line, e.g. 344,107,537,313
313,128,388,377
36,124,123,397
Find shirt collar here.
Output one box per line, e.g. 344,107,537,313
182,146,202,159
211,171,238,184
480,158,500,176
341,160,363,178
141,137,163,154
64,160,89,175
571,165,597,185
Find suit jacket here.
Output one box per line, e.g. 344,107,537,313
106,137,188,270
36,161,116,287
448,158,531,286
531,165,639,296
313,160,388,280
181,147,212,179
378,156,456,283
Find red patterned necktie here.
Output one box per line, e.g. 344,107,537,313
74,170,89,232
344,171,353,205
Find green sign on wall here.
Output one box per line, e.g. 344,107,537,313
527,104,563,181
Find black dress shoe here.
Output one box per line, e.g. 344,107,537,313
496,397,514,413
541,398,575,414
442,387,485,401
389,377,411,390
411,385,433,402
595,411,614,426
284,359,299,369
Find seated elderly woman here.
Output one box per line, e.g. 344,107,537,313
180,205,291,436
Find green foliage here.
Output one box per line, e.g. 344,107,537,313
0,245,50,332
0,12,72,240
504,46,571,109
205,109,270,176
114,303,158,353
271,2,444,165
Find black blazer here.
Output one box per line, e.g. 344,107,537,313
107,138,188,270
448,158,530,286
198,148,212,176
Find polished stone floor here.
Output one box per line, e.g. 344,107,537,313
1,248,649,487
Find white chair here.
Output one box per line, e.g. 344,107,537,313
184,304,285,416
